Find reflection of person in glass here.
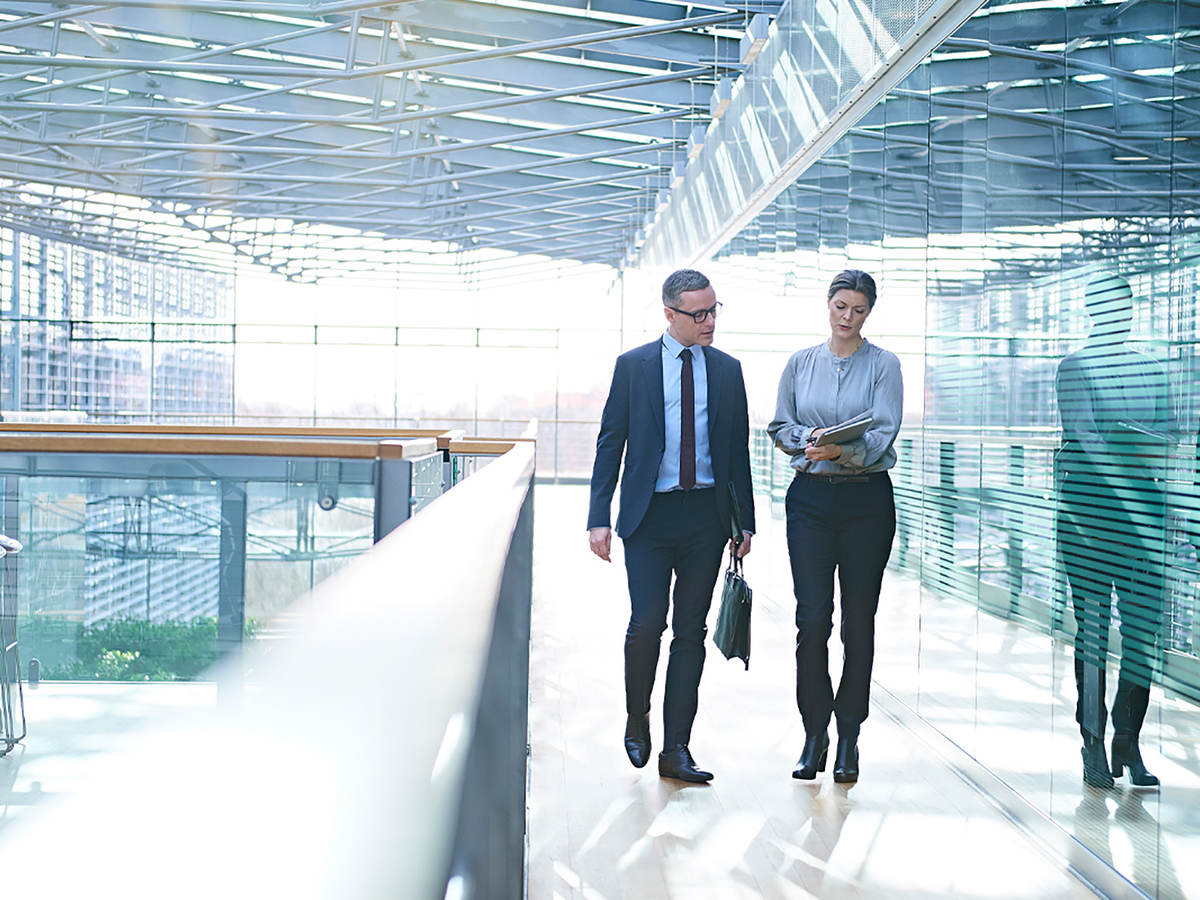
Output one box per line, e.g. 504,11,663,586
1056,273,1168,788
1072,790,1183,897
768,270,903,783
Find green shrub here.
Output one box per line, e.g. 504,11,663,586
23,615,260,681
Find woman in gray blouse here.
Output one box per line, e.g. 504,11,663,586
767,269,903,783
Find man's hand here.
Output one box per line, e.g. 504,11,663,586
733,532,752,559
588,526,612,562
805,442,843,461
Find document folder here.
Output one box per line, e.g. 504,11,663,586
812,414,873,447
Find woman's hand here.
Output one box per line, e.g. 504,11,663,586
805,443,843,461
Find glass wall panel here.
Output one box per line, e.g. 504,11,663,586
235,343,317,423
690,0,1200,893
0,227,234,421
9,447,428,683
314,344,397,424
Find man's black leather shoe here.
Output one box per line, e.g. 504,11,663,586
658,744,713,783
792,732,829,780
832,737,859,783
624,714,651,769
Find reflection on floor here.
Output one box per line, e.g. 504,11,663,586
529,485,1100,899
873,545,1200,899
0,682,215,832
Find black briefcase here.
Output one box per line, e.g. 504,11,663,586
713,483,752,669
714,547,752,669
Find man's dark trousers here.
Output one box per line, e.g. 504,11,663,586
623,487,727,748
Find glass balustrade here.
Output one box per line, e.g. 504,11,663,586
0,432,453,683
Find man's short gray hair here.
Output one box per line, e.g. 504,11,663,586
662,269,711,306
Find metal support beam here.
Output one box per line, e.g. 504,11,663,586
0,4,111,36
156,140,678,194
943,38,1200,96
0,67,706,131
252,166,652,221
414,168,653,210
4,0,408,12
3,19,349,105
0,11,742,80
26,108,693,161
416,191,641,232
217,480,246,697
464,220,634,251
0,144,675,199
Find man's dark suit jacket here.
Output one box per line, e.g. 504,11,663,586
588,338,756,540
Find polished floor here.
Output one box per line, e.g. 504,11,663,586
529,485,1198,899
0,681,215,830
1,484,1196,897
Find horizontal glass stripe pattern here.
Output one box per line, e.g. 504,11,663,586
727,0,1197,894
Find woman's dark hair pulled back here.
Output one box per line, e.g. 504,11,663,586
827,269,877,308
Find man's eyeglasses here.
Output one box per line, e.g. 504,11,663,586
667,301,722,324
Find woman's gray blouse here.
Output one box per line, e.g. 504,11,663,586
768,340,903,475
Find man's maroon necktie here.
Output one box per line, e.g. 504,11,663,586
680,348,696,490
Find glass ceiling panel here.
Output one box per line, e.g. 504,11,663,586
0,0,756,280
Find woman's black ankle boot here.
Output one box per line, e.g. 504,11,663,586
1082,736,1114,789
1111,733,1159,787
792,732,829,780
833,737,859,783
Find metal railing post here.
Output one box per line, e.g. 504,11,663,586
1,476,17,629
373,455,413,542
217,480,247,703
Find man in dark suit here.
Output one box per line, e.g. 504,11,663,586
587,268,755,783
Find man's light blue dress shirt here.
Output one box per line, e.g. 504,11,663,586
656,331,714,492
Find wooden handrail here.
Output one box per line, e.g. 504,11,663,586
0,422,537,455
0,433,438,460
378,439,439,460
447,438,535,456
436,429,467,451
0,422,452,439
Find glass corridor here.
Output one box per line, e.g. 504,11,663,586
631,0,1198,895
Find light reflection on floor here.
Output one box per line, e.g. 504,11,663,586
529,485,1196,899
0,682,215,831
